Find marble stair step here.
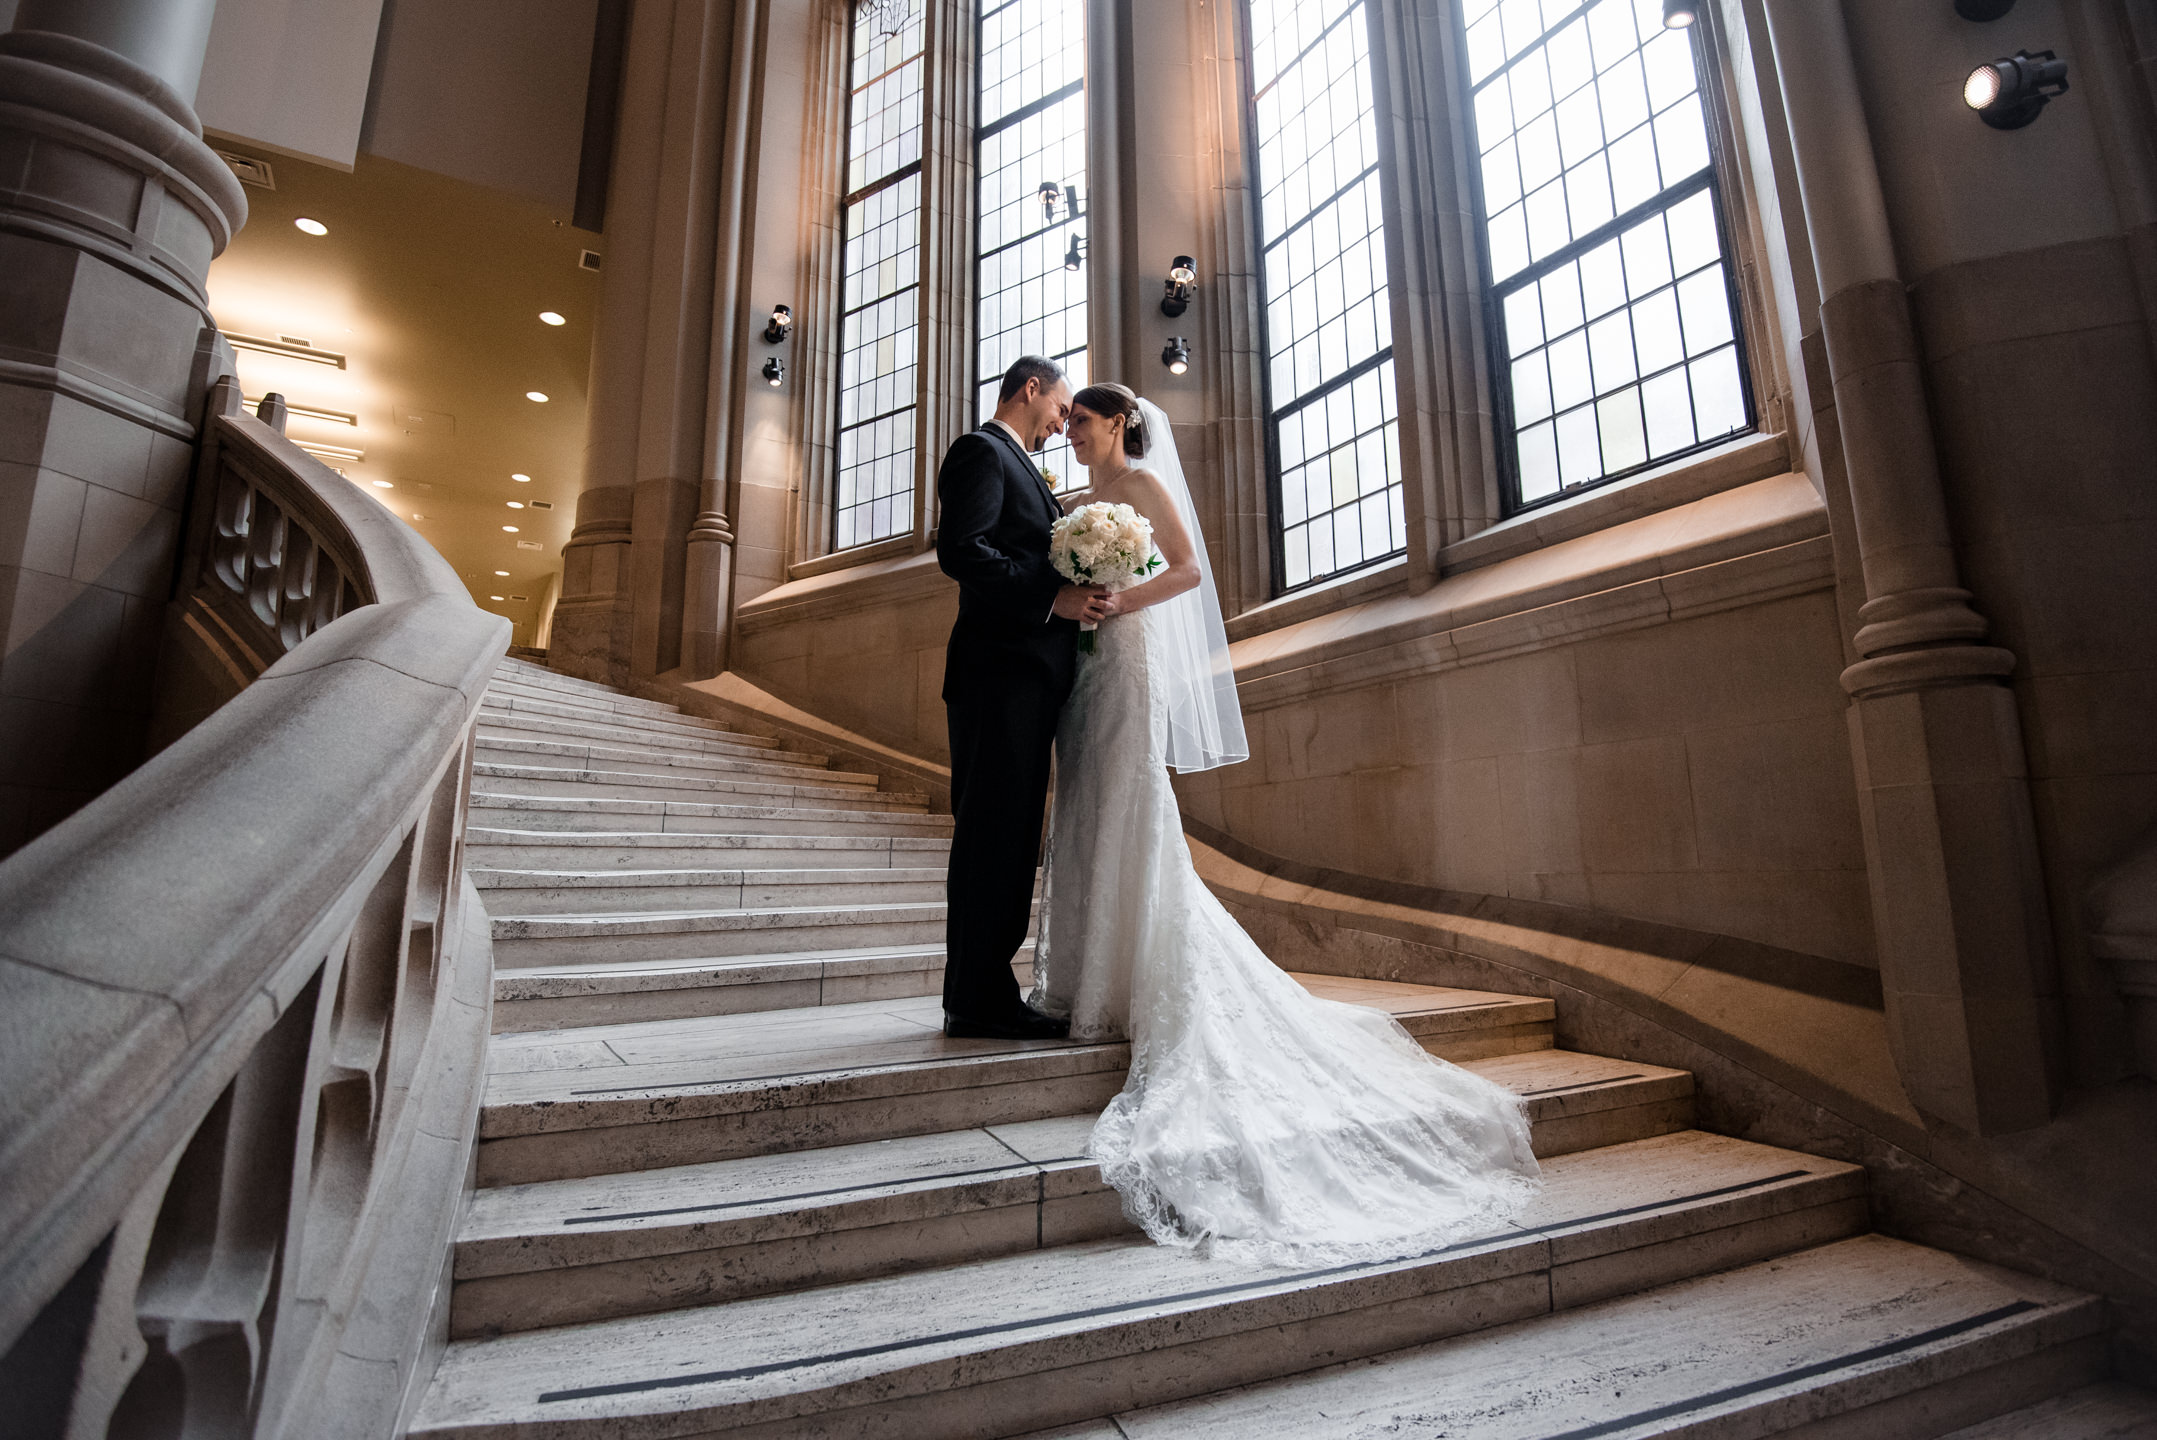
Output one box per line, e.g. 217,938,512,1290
471,865,947,915
466,792,952,838
480,690,783,749
472,762,926,813
1937,1382,2157,1438
489,899,966,967
491,666,681,711
1027,1235,2106,1440
475,732,857,786
473,989,1628,1188
464,828,951,873
410,1161,1902,1440
449,1125,1861,1338
475,705,815,764
486,674,706,720
491,943,1036,1033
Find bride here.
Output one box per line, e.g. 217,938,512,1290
1032,383,1541,1267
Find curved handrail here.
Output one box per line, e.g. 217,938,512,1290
0,383,510,1436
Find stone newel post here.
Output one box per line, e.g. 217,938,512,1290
0,0,244,853
1763,0,2057,1135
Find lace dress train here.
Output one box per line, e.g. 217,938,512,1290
1031,604,1541,1268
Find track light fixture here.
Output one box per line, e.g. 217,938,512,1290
1065,234,1085,272
1162,336,1190,376
1965,49,2068,128
1953,0,2016,19
763,356,784,387
1038,181,1082,226
1160,255,1198,317
1661,0,1696,28
763,303,793,344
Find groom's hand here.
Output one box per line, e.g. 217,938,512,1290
1053,585,1110,623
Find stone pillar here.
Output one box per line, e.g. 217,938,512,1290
12,0,217,102
1764,0,2056,1135
680,0,761,680
0,1,245,853
551,0,738,688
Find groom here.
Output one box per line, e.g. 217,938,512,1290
936,355,1108,1039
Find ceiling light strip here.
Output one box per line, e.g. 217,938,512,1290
227,333,348,369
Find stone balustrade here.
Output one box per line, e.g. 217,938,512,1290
0,383,511,1439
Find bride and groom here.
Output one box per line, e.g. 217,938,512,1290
936,354,1540,1263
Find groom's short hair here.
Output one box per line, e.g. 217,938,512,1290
997,355,1066,404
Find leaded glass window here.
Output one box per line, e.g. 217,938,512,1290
835,2,927,550
1462,0,1752,511
1245,0,1406,592
974,0,1088,490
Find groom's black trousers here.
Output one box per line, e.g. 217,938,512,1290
943,676,1065,1020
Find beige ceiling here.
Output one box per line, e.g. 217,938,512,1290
205,148,597,646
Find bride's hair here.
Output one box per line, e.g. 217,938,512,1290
1071,382,1146,457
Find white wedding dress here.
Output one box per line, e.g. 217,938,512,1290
1031,565,1542,1268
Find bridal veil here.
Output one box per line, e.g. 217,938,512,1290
1133,398,1247,774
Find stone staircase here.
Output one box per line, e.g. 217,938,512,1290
410,657,2143,1439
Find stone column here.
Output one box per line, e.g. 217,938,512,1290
0,0,245,853
1764,0,2057,1135
552,0,734,686
680,0,762,680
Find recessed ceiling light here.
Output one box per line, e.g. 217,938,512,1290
539,311,566,326
490,595,505,601
507,500,524,509
503,525,519,532
495,569,510,576
294,217,328,235
372,479,394,488
412,513,426,520
511,472,532,482
525,391,549,403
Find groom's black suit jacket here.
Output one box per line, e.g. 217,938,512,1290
935,424,1079,701
935,423,1077,1021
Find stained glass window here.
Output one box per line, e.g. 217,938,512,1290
1245,0,1406,592
835,2,928,550
974,0,1089,490
1462,0,1752,510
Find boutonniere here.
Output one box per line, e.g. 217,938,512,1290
1039,468,1060,489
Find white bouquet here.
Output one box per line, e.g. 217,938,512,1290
1050,501,1164,653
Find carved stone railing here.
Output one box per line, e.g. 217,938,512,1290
0,379,511,1439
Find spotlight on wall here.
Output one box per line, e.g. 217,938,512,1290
1162,336,1191,376
762,303,793,344
1065,234,1086,272
1953,0,2016,19
1160,255,1198,317
1661,0,1696,27
1039,181,1061,224
1965,49,2068,128
763,356,785,387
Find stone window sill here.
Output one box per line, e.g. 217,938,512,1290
1228,467,1830,712
1440,432,1793,578
1224,559,1412,644
740,544,948,631
788,533,920,581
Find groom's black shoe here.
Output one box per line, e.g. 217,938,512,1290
943,1007,1071,1040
